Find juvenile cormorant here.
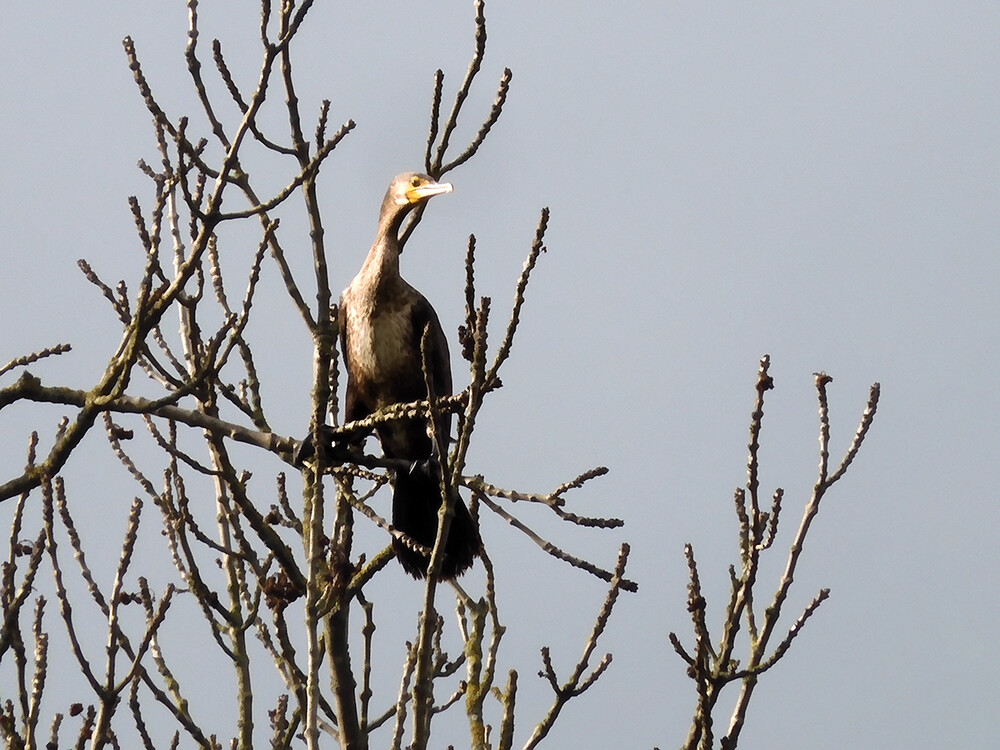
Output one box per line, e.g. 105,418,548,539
338,173,480,579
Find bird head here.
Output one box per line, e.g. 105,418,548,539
390,172,453,207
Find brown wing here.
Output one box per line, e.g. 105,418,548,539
371,293,452,461
410,294,453,458
409,293,453,400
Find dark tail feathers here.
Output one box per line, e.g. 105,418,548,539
391,470,480,579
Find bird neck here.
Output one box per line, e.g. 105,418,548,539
360,206,408,285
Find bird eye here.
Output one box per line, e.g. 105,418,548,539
410,176,421,187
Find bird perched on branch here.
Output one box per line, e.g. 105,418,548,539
338,173,480,579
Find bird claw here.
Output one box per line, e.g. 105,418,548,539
292,436,316,466
293,425,350,466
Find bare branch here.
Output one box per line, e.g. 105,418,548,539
523,544,631,749
0,345,73,379
476,491,638,592
487,208,549,384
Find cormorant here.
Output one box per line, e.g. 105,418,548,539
338,173,480,579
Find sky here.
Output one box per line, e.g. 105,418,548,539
2,2,999,748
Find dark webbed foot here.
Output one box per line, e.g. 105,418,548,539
292,434,317,466
293,425,361,466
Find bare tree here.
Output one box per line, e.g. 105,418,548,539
0,3,879,750
0,2,632,749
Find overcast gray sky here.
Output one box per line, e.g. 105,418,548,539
2,2,999,748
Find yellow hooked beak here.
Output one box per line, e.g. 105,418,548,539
405,179,453,204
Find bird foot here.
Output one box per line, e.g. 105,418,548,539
293,425,356,466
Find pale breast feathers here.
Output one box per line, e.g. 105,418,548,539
343,287,420,402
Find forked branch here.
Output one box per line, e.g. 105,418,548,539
671,357,880,750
